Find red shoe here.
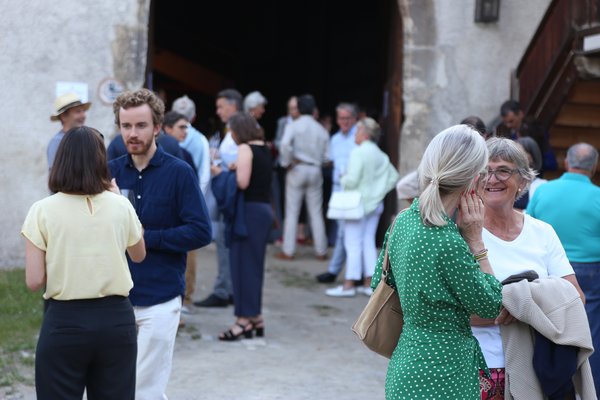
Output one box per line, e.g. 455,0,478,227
274,252,294,260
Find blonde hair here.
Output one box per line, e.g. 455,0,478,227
358,117,381,141
418,125,488,226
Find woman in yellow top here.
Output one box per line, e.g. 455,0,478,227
21,126,145,400
372,125,503,399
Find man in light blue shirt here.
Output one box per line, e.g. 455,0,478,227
527,142,600,392
171,95,211,315
316,103,358,283
171,95,210,195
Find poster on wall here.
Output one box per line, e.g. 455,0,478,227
56,81,89,103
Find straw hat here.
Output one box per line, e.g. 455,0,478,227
50,93,91,121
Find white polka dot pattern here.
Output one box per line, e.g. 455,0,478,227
371,199,502,399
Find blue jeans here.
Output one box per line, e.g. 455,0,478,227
327,220,346,275
572,262,600,397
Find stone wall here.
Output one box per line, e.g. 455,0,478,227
0,0,552,268
398,0,552,175
0,0,150,268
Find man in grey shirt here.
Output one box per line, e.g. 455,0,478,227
276,94,329,260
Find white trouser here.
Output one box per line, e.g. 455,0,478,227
343,203,384,281
282,164,327,256
134,296,181,400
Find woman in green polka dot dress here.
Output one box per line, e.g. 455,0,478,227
372,125,503,399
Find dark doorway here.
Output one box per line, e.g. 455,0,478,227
148,0,403,241
149,0,396,139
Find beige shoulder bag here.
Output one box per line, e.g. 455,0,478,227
351,213,404,359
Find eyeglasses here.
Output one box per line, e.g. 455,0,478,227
487,167,519,182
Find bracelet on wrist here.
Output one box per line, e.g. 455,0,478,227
473,248,488,261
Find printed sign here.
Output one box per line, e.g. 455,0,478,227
98,78,125,105
56,81,89,103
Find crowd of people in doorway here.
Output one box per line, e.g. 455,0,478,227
20,86,600,399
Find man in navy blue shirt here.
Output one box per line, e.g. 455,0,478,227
109,88,211,399
106,127,184,161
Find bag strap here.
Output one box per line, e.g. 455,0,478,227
381,208,408,282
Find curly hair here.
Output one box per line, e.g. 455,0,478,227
113,88,165,127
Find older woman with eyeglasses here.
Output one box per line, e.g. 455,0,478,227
473,137,585,399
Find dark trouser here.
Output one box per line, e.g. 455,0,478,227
269,167,285,243
230,202,273,317
213,216,233,300
35,296,137,400
572,262,600,397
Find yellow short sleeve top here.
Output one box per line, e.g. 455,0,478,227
21,191,143,300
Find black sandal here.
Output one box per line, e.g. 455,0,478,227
251,318,265,338
218,322,253,341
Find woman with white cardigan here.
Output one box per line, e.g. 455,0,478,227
326,118,399,297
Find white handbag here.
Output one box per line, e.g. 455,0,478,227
326,191,364,220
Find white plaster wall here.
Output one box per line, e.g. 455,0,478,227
398,0,552,174
0,0,150,268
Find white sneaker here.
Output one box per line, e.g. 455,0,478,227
325,285,356,297
181,305,191,315
360,287,373,297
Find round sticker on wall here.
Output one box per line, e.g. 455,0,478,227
98,78,125,105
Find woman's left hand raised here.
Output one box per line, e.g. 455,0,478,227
457,191,485,251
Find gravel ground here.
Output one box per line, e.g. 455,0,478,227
3,243,387,400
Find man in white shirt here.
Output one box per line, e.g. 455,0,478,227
316,103,358,282
276,94,329,260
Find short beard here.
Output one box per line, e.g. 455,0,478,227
126,138,154,156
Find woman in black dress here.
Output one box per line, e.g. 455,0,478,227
215,112,273,340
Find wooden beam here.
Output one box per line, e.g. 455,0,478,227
567,81,600,105
152,49,233,95
554,103,600,127
550,125,600,148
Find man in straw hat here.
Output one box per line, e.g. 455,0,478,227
47,93,91,169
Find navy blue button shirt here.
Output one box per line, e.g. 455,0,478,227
109,145,212,306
